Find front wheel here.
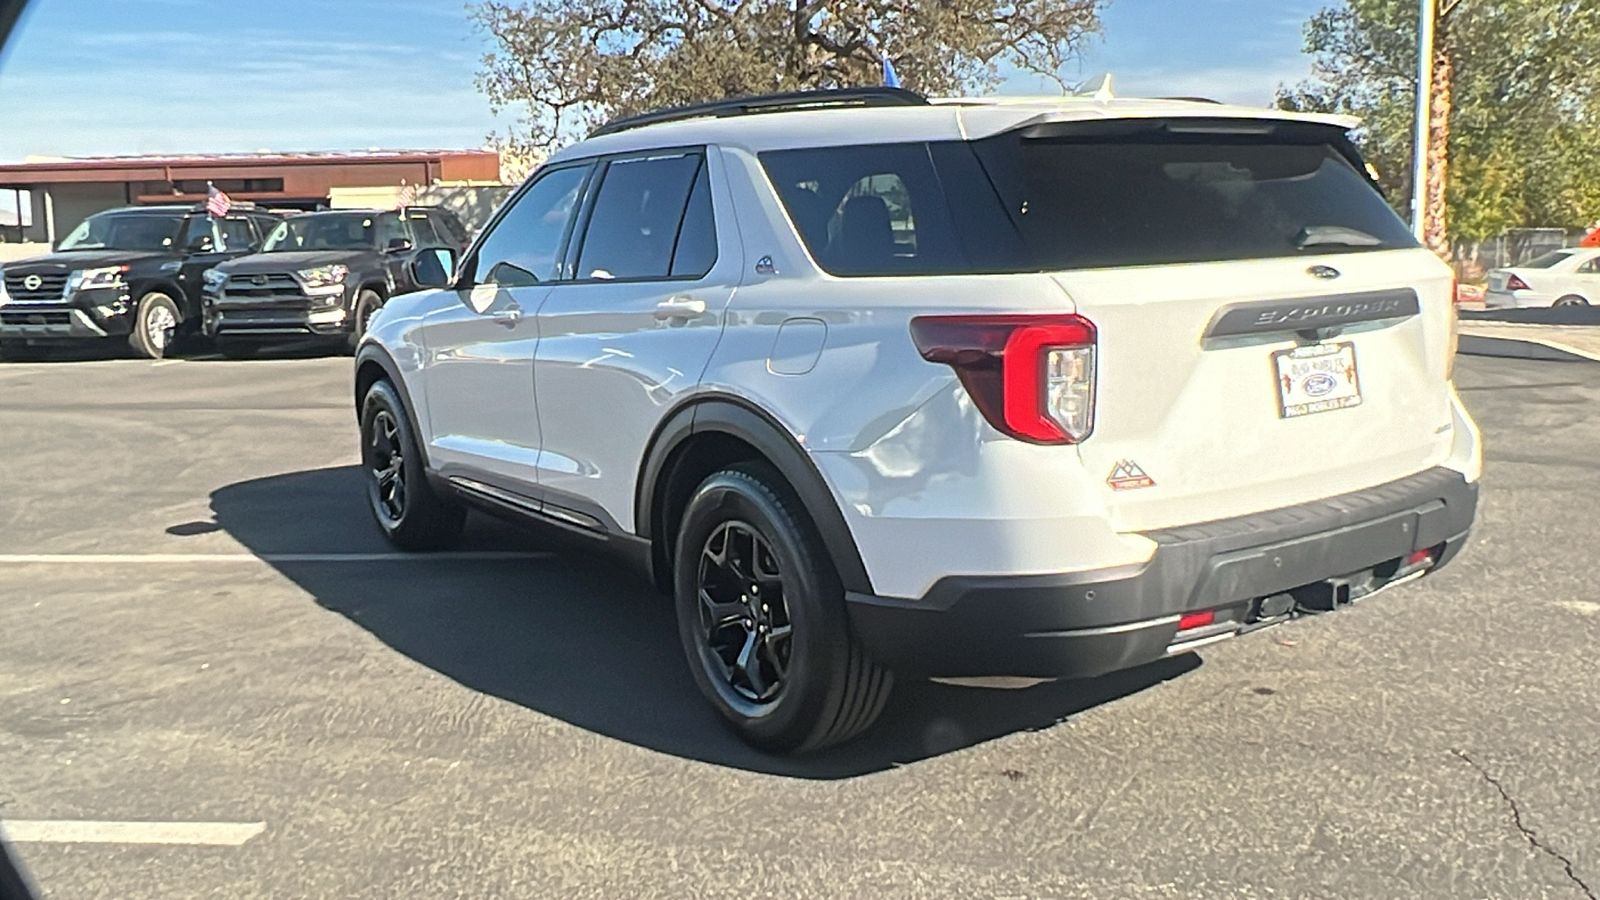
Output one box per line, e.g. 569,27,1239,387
674,462,892,754
359,378,465,550
129,292,181,359
347,289,384,353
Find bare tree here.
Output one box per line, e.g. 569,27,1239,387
472,0,1108,157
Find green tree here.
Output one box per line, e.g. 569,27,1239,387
1278,0,1600,244
471,0,1108,157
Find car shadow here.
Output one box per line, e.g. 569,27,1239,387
206,465,1200,779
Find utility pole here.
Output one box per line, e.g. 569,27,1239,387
1410,0,1436,243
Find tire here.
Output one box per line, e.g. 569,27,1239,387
360,378,465,551
0,340,47,362
128,292,181,359
674,461,892,754
347,289,384,353
1554,295,1590,307
216,340,259,360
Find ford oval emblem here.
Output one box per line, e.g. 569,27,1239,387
1303,373,1338,396
1308,265,1341,280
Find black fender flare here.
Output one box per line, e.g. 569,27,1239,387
353,342,431,468
635,396,875,596
133,280,192,321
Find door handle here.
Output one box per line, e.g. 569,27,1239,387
493,303,523,327
654,296,706,321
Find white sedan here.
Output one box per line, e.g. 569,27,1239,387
1485,247,1600,308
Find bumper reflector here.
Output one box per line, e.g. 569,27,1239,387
1177,610,1215,631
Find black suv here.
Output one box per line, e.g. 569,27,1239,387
202,206,468,357
0,204,285,359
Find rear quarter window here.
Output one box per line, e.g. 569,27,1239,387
759,143,980,277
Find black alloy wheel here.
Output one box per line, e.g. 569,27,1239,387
359,378,465,551
368,408,407,526
696,520,794,707
674,462,892,754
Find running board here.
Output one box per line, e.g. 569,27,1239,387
447,476,606,533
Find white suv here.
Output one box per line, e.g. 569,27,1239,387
354,88,1481,753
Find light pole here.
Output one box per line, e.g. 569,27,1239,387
1410,0,1436,242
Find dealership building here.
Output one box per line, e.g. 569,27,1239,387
0,148,502,252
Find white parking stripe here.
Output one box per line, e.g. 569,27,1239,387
0,552,551,564
1,820,266,845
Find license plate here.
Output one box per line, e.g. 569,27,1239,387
1272,342,1361,418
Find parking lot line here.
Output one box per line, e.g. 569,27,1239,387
1,820,265,845
0,552,551,564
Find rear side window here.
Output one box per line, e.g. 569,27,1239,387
670,162,717,278
218,217,256,251
374,213,408,249
575,152,702,281
970,126,1418,269
760,143,972,277
408,214,440,247
431,210,469,246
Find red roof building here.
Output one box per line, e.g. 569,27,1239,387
0,149,499,244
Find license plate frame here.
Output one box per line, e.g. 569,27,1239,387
1272,342,1362,419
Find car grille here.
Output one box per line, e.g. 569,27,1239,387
222,272,307,304
3,272,69,303
1,310,72,326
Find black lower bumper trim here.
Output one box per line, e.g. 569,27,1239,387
846,467,1478,678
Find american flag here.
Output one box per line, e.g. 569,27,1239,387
206,183,232,218
396,181,416,210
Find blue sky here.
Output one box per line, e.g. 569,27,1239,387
0,0,1331,163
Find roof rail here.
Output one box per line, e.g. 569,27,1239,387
589,87,929,138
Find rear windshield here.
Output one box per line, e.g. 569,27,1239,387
759,121,1416,276
1522,250,1576,269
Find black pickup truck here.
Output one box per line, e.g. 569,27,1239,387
0,204,285,359
201,206,468,357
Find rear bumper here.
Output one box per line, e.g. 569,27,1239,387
846,466,1478,678
1483,290,1546,309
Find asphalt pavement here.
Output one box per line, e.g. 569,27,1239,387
0,349,1596,899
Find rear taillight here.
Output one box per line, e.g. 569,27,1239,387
1506,274,1531,291
909,314,1096,444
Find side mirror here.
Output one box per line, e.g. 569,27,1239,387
410,248,454,289
187,234,215,252
385,237,414,253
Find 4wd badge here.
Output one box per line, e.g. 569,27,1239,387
1107,460,1155,491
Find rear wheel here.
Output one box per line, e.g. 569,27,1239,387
674,462,892,754
360,378,465,551
1554,295,1590,307
128,292,180,359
